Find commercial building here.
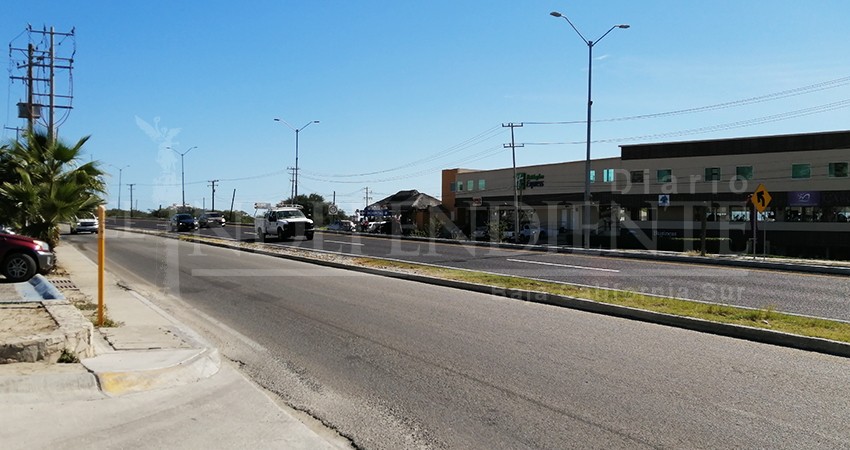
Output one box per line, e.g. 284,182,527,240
442,130,850,258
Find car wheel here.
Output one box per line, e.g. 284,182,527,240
306,232,314,241
2,252,37,282
277,228,285,241
257,228,265,243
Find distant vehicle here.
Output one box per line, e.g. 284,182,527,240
71,215,99,234
367,221,387,233
254,205,314,242
471,225,489,241
199,211,226,228
0,232,55,282
517,224,541,243
170,213,198,232
327,220,356,232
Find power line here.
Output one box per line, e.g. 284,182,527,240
523,75,850,125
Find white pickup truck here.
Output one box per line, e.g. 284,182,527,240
253,204,314,242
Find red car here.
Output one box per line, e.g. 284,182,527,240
0,232,55,282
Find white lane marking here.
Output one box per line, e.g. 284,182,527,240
325,240,365,246
507,258,620,273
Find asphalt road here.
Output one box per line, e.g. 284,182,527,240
109,217,850,322
65,231,850,449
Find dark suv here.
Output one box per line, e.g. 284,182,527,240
170,213,199,232
199,211,226,228
0,232,55,282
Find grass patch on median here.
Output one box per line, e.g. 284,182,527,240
355,258,850,344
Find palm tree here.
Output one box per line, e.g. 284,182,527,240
0,132,106,249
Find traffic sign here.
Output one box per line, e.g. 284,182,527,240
752,184,772,213
328,204,338,215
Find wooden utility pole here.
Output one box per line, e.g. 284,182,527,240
9,26,75,142
208,179,219,211
128,184,136,218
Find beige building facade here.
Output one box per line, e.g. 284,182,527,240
442,130,850,258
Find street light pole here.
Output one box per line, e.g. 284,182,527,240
110,164,129,211
168,146,197,210
551,11,629,249
275,118,319,202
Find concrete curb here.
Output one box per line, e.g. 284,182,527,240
0,298,94,364
0,363,99,395
354,231,850,276
81,347,221,396
175,232,850,359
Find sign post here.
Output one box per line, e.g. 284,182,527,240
97,205,105,326
751,184,772,258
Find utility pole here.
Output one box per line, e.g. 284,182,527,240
287,167,296,202
128,184,136,218
9,26,76,142
208,179,219,211
229,189,237,223
503,123,523,240
364,187,372,208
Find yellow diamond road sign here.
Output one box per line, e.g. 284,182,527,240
752,183,772,213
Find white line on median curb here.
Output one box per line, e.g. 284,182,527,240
324,240,365,246
506,258,621,273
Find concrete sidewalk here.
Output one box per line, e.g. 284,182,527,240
0,242,348,449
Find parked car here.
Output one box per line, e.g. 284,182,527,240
471,225,489,241
70,215,99,234
0,232,55,282
327,220,356,232
199,211,226,228
517,224,541,243
170,213,198,232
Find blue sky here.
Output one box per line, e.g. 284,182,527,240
3,1,849,215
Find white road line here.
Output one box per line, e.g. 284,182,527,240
325,240,365,246
506,258,620,273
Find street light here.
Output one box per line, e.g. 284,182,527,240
167,145,197,210
551,11,629,249
274,118,319,201
109,164,130,211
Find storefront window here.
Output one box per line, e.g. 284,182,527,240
704,167,721,181
784,206,817,222
603,169,615,182
792,163,811,179
736,166,753,180
630,171,644,183
829,162,848,178
478,179,486,190
657,169,672,183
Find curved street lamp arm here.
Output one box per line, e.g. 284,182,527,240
594,24,629,46
298,120,319,132
551,11,589,45
274,118,296,131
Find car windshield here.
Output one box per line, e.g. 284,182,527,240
279,210,305,219
206,213,222,218
176,214,193,220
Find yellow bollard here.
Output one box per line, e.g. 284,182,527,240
97,205,105,326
